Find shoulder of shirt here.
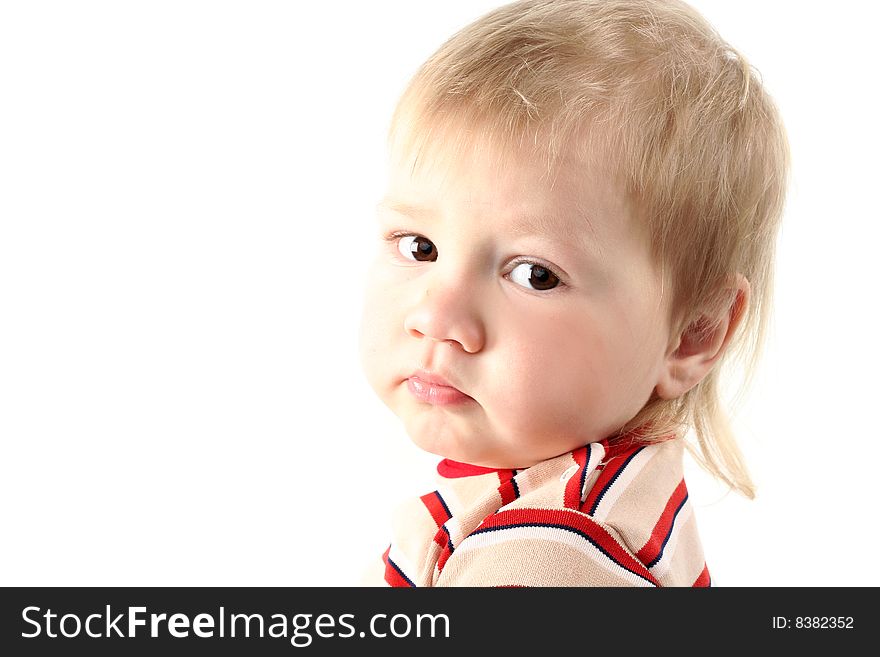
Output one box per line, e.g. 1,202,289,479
585,438,707,585
489,439,699,575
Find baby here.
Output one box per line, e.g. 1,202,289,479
359,0,788,586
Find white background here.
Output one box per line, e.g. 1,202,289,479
1,1,877,586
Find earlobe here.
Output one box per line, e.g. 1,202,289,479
655,274,750,400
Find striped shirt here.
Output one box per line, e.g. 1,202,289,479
365,437,710,587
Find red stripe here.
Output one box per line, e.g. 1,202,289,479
497,470,518,506
636,479,689,566
420,492,452,529
474,507,660,586
564,447,588,510
437,539,453,573
581,442,642,513
693,563,711,587
382,547,414,588
433,526,453,566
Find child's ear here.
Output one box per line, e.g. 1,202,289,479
655,273,750,400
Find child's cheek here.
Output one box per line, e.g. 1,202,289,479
498,307,613,409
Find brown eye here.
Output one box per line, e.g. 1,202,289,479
509,262,560,291
398,235,438,262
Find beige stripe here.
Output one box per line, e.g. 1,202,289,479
646,501,694,580
654,512,708,587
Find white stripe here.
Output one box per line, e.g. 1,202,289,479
581,442,607,502
456,523,655,587
443,515,464,549
590,446,658,521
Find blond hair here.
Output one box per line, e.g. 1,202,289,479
388,0,789,498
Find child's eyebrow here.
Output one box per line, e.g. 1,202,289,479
508,205,607,259
376,199,604,258
507,211,585,241
375,201,434,220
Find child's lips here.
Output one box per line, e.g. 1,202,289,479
405,371,474,406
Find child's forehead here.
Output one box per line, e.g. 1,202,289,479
384,123,634,241
389,111,623,192
394,116,568,178
387,141,559,208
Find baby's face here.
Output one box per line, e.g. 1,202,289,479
360,142,675,468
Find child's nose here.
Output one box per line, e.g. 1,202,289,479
403,280,486,354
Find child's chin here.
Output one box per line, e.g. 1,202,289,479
404,420,467,461
405,428,452,459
